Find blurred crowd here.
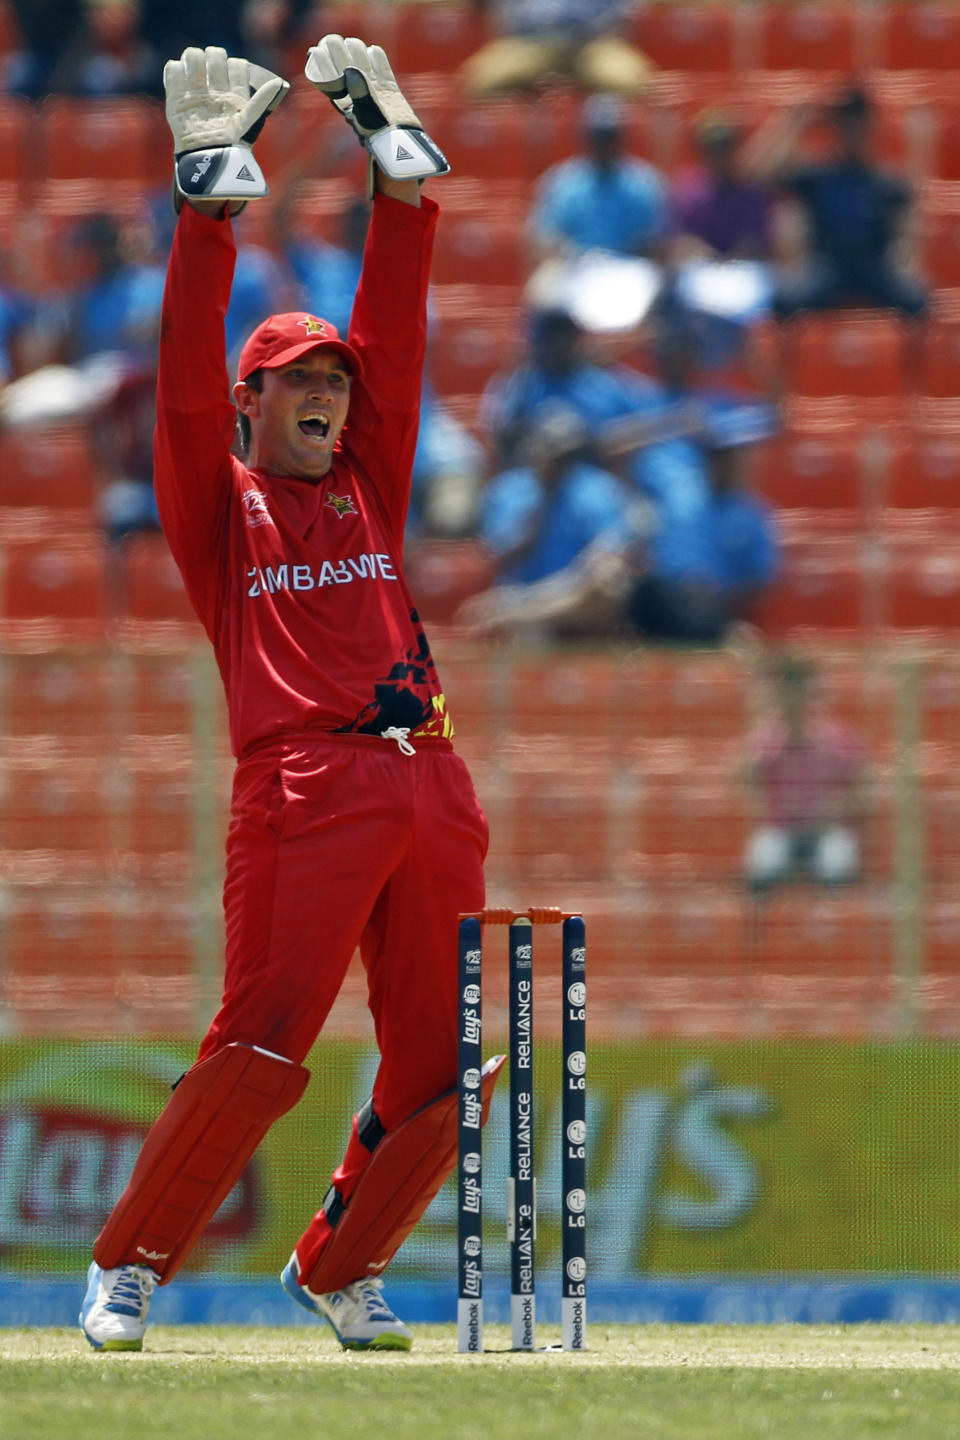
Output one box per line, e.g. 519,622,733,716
0,0,935,650
1,0,318,98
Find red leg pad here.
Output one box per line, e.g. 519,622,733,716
302,1054,505,1295
94,1043,309,1282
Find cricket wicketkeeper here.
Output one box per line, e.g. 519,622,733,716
79,36,502,1353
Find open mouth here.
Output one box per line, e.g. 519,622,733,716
298,413,330,440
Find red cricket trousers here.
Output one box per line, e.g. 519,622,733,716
196,731,487,1258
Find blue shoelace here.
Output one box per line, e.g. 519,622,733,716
358,1283,392,1321
105,1272,149,1319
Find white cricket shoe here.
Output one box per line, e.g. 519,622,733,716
281,1252,413,1351
79,1261,158,1351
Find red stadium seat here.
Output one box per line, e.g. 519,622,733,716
624,772,748,881
318,3,398,51
386,3,491,74
619,652,749,744
756,539,867,634
0,753,117,852
633,4,737,73
0,2,20,54
121,532,200,626
429,99,535,181
4,892,197,1032
814,658,898,755
923,207,960,290
0,538,107,636
0,425,98,511
917,659,960,744
2,653,118,737
753,3,858,72
39,97,168,185
0,97,30,187
922,777,960,882
494,761,613,883
402,539,498,626
430,211,528,287
117,895,198,975
633,885,747,972
753,428,864,513
758,891,893,989
923,890,960,983
867,101,916,171
883,540,960,629
919,318,960,399
875,3,960,71
926,103,960,184
884,426,960,509
125,756,195,855
427,315,520,395
6,897,120,970
782,313,909,399
503,655,620,745
927,104,960,183
127,653,199,736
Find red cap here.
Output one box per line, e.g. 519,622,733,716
237,312,363,382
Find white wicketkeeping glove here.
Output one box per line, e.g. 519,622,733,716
305,34,450,196
163,45,289,207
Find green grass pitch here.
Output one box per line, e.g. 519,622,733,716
3,1325,960,1440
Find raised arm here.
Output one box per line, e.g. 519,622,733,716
304,34,450,539
340,189,437,539
153,203,238,572
154,46,290,608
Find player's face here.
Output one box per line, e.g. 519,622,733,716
236,351,352,480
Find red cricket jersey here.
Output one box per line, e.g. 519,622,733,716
153,194,454,758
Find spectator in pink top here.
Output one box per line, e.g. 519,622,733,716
743,654,867,892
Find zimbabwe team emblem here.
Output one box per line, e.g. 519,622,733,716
325,492,358,519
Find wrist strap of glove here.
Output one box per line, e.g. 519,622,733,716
174,143,269,205
367,125,450,184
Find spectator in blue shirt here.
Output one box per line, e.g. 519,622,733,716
626,424,779,643
0,272,33,385
5,0,80,96
460,420,777,644
462,313,779,642
625,313,780,639
478,403,632,584
479,304,659,466
624,309,777,493
457,402,647,638
530,94,667,261
46,0,163,98
59,214,165,365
